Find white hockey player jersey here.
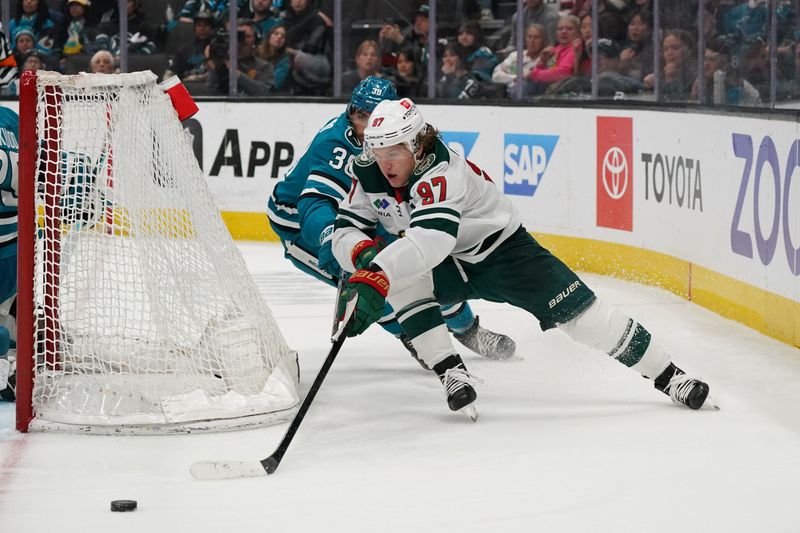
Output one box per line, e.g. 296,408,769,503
332,137,522,285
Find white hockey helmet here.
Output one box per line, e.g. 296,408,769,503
363,98,426,157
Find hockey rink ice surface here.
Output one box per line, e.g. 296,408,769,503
2,241,800,532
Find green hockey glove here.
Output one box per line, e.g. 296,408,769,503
341,268,390,336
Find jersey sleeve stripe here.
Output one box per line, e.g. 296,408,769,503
306,174,349,198
409,211,460,225
268,192,297,211
409,218,459,237
266,209,301,231
298,191,340,207
409,206,460,220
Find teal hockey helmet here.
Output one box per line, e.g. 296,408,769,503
348,76,397,115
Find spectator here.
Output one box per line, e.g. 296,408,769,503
594,38,644,93
92,0,158,55
492,23,548,94
12,28,37,65
90,49,117,73
722,0,768,40
378,18,406,69
164,8,215,82
456,21,497,81
20,49,46,73
400,4,431,69
178,0,248,27
386,47,423,98
284,0,331,95
10,0,56,57
596,0,630,42
3,49,46,96
250,0,282,38
437,43,483,99
545,38,644,98
574,13,592,76
54,0,94,66
692,36,761,106
257,24,291,93
739,37,769,100
527,14,581,95
283,0,330,57
644,29,696,102
206,19,274,96
507,0,559,49
618,10,653,82
342,39,381,94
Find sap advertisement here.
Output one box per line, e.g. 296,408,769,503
188,101,799,308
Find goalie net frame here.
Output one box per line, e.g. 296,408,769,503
15,70,299,434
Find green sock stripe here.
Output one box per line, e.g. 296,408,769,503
616,324,651,367
398,303,445,339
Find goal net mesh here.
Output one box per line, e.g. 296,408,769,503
27,71,298,432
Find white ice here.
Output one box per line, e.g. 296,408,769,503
2,242,800,533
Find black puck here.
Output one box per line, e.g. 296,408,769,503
110,500,137,512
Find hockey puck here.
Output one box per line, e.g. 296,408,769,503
110,500,137,512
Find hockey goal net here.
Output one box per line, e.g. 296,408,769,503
16,71,299,434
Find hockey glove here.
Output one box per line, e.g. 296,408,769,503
317,225,340,278
351,237,387,270
341,268,390,336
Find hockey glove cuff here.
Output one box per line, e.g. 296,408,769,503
342,268,389,336
351,237,387,270
317,225,340,278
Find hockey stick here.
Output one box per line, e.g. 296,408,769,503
190,293,358,480
331,275,346,337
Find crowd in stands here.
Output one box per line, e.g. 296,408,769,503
1,0,800,106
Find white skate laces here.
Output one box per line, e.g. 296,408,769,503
441,367,483,398
666,372,704,407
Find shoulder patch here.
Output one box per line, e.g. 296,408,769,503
413,153,436,176
355,152,374,167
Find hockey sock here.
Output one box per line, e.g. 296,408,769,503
396,298,456,368
441,302,475,334
558,299,670,379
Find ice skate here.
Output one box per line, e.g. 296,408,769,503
654,363,714,410
433,354,481,420
453,316,516,361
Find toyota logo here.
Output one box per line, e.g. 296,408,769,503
601,146,629,200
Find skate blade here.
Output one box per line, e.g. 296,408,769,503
461,404,478,422
702,395,720,411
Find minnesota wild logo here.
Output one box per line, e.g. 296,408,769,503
413,153,436,175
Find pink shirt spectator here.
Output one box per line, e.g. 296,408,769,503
529,43,576,83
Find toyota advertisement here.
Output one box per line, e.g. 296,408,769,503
596,117,633,231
